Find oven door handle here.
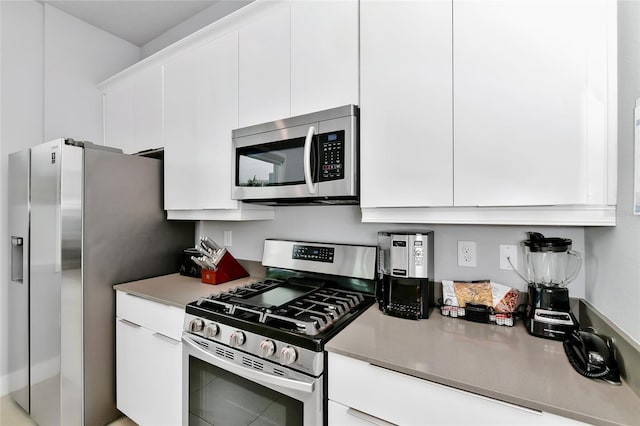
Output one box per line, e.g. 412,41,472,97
303,126,317,194
182,335,315,394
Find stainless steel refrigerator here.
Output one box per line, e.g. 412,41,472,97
8,138,194,426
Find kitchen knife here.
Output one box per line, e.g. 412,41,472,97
196,245,216,260
193,255,217,271
191,256,214,271
201,236,221,252
210,247,227,267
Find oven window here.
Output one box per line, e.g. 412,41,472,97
236,138,310,187
189,356,304,426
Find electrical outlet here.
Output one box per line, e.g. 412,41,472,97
224,230,232,247
457,241,477,267
500,244,518,270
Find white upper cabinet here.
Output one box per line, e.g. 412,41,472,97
102,65,163,154
164,32,240,211
237,0,359,127
360,0,453,208
453,0,614,208
238,3,291,128
290,0,359,117
360,0,617,225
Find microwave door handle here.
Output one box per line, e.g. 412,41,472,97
303,126,316,194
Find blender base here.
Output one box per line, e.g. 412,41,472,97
527,285,578,340
527,309,578,340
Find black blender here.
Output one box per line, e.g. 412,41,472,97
511,232,582,340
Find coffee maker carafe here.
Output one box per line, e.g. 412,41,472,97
512,232,581,340
376,231,434,320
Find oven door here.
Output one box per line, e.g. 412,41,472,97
182,334,322,426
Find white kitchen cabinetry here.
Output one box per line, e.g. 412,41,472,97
101,65,163,154
328,352,586,425
360,0,453,209
453,0,614,208
237,0,359,127
290,0,359,117
115,291,183,426
238,3,291,128
163,31,273,220
359,0,617,226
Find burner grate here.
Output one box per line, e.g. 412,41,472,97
193,279,370,337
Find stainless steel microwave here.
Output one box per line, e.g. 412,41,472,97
231,105,359,205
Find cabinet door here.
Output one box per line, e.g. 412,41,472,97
453,0,609,206
359,0,453,208
238,3,290,127
164,31,240,211
103,78,133,152
103,66,163,154
116,319,182,426
290,0,359,116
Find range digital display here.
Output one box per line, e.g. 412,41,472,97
292,244,334,263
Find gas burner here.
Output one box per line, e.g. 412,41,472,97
192,278,369,336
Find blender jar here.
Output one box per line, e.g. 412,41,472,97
522,232,582,287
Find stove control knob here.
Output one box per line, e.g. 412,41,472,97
229,331,246,347
203,323,219,338
259,340,276,358
189,318,205,333
280,346,298,365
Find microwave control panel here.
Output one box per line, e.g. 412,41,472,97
318,130,345,182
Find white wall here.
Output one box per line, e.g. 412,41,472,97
0,0,45,398
43,4,139,143
584,0,640,344
0,1,140,396
200,207,587,297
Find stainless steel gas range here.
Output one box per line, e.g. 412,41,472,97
182,239,377,426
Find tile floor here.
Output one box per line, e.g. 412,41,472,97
0,395,137,426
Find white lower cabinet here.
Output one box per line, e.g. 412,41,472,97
328,400,396,426
328,352,585,426
116,291,183,426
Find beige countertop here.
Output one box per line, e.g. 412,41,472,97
326,306,640,426
112,273,263,308
114,274,640,425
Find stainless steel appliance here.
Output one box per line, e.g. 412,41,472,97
8,138,194,426
231,105,359,205
376,231,434,320
182,239,376,426
511,232,581,340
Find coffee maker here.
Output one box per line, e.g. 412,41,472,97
376,231,434,320
512,232,581,340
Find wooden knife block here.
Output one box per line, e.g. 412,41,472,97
201,251,249,285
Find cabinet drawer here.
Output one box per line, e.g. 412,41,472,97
328,353,583,425
116,317,182,425
328,400,396,426
116,290,184,340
